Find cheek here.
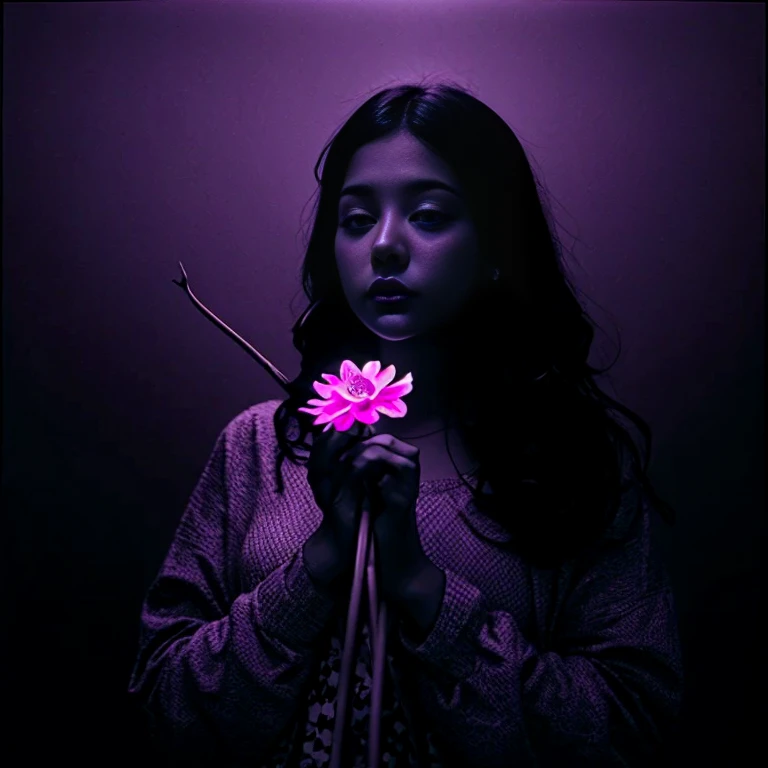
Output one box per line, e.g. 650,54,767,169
334,243,356,285
439,234,482,287
334,248,367,309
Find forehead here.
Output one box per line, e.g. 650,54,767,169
342,130,460,190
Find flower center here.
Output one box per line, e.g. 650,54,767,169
346,374,375,398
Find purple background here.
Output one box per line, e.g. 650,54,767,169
3,1,764,763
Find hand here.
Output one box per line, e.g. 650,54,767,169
338,431,428,605
306,421,376,583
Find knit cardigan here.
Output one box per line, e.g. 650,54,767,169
128,399,683,767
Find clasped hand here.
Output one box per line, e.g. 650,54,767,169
307,422,427,605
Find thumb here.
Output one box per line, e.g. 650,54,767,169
346,420,374,440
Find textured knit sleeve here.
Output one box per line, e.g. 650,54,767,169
396,491,683,767
127,406,336,763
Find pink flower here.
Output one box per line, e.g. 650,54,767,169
298,359,413,432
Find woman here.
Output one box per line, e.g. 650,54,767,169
128,81,683,767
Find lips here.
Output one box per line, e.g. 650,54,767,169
367,278,417,297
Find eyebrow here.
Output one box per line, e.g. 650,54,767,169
339,178,461,199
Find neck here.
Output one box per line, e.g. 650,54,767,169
374,333,454,435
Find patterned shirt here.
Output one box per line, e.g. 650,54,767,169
264,605,443,768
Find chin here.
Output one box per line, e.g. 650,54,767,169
360,315,421,343
370,324,419,343
375,330,420,343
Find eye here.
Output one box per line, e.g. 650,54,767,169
339,214,373,233
338,208,453,234
411,209,451,230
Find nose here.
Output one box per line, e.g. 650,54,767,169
370,211,409,271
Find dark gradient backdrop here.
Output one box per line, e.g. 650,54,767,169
3,1,764,765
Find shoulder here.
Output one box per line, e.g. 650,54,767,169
206,398,300,510
202,399,288,484
219,398,283,450
567,475,670,609
594,435,649,542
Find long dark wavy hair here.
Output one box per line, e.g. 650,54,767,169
272,79,674,567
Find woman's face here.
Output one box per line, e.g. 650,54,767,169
334,130,486,342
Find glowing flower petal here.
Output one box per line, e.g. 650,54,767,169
371,364,397,396
312,380,337,400
331,410,356,432
378,372,414,400
301,359,412,432
374,399,408,419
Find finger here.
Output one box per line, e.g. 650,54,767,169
347,446,419,479
329,468,366,513
329,420,373,450
339,434,420,463
309,421,370,475
329,449,413,504
363,460,419,517
309,423,375,491
363,433,420,455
